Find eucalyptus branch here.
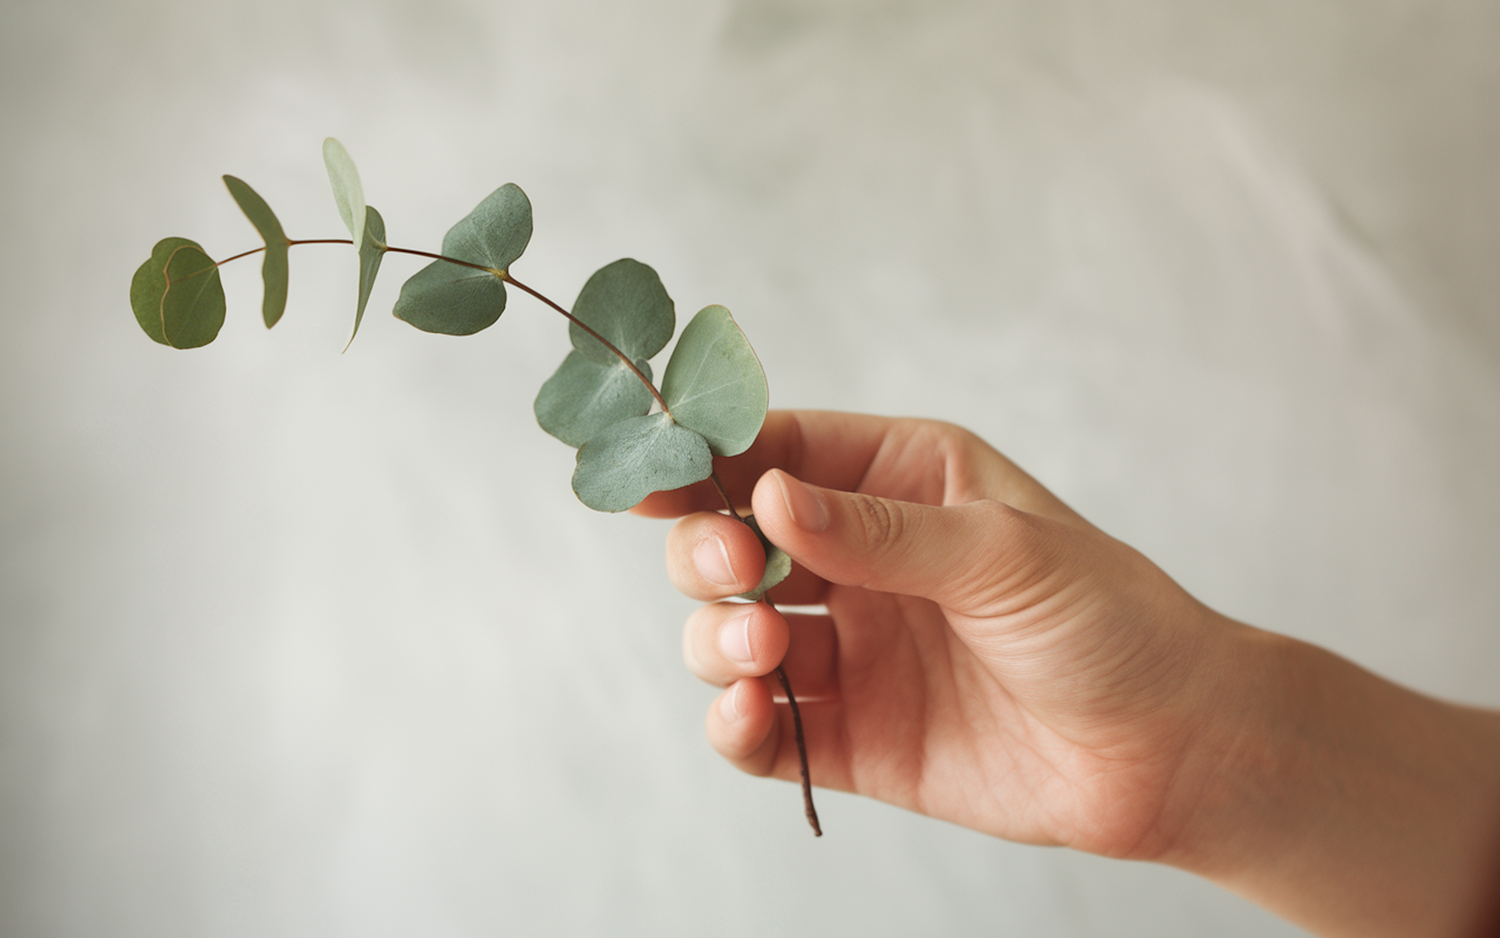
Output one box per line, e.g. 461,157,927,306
129,137,815,835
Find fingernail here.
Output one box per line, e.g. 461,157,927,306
693,536,737,587
719,682,743,722
775,471,829,532
718,611,754,665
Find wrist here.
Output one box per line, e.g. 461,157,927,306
1157,615,1500,937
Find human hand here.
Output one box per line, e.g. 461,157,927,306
635,410,1235,859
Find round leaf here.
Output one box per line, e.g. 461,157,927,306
222,175,289,329
129,238,225,349
393,258,506,335
660,305,769,457
572,413,713,512
322,137,367,251
568,259,674,364
534,350,654,447
441,184,533,273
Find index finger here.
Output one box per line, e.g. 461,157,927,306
631,410,895,518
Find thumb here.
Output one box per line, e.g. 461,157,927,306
749,469,1044,610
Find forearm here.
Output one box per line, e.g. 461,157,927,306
1163,617,1500,937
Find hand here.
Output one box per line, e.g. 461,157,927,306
636,410,1500,938
636,410,1230,859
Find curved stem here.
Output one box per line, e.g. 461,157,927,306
501,273,669,414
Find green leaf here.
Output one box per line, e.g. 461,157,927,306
322,137,366,251
568,258,674,363
572,413,713,512
392,258,505,335
534,351,655,447
439,183,533,272
222,175,289,329
347,206,386,349
535,259,674,447
129,238,225,348
660,305,769,457
737,515,792,602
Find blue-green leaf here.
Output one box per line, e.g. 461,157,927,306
393,258,506,335
222,176,289,329
572,413,713,512
660,305,769,457
568,258,674,363
535,351,654,447
129,238,225,349
535,259,674,447
737,515,792,601
440,183,532,273
322,137,366,251
347,206,387,349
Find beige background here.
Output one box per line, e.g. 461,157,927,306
3,1,1498,935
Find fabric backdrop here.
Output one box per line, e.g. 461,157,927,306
3,1,1498,935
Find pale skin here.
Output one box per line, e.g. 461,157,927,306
634,410,1500,938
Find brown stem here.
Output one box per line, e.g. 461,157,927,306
501,273,669,413
708,468,822,836
774,663,822,836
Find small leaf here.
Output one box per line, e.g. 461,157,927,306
129,238,225,348
347,206,386,349
440,183,533,273
660,305,769,457
322,137,366,251
737,515,791,602
535,351,654,447
222,175,289,328
392,258,505,335
572,413,713,512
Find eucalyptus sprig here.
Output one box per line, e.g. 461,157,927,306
128,139,821,835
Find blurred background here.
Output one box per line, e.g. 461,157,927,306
3,1,1498,935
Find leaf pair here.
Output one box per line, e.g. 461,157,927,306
534,261,770,513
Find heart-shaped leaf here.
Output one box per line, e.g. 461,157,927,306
322,137,366,252
440,183,532,273
129,238,225,349
568,258,674,363
737,514,791,602
534,351,655,447
535,259,674,446
347,206,387,349
572,413,713,512
222,175,289,329
660,305,768,457
393,258,506,335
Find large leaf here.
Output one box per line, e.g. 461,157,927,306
660,305,769,457
535,259,674,446
222,175,289,328
572,413,713,512
534,351,654,447
322,137,366,251
393,258,505,335
129,237,225,349
568,258,674,363
440,183,533,273
347,206,386,349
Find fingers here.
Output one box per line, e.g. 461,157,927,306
632,410,891,518
664,509,831,605
750,468,1049,613
682,601,789,687
682,603,839,697
706,678,781,776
